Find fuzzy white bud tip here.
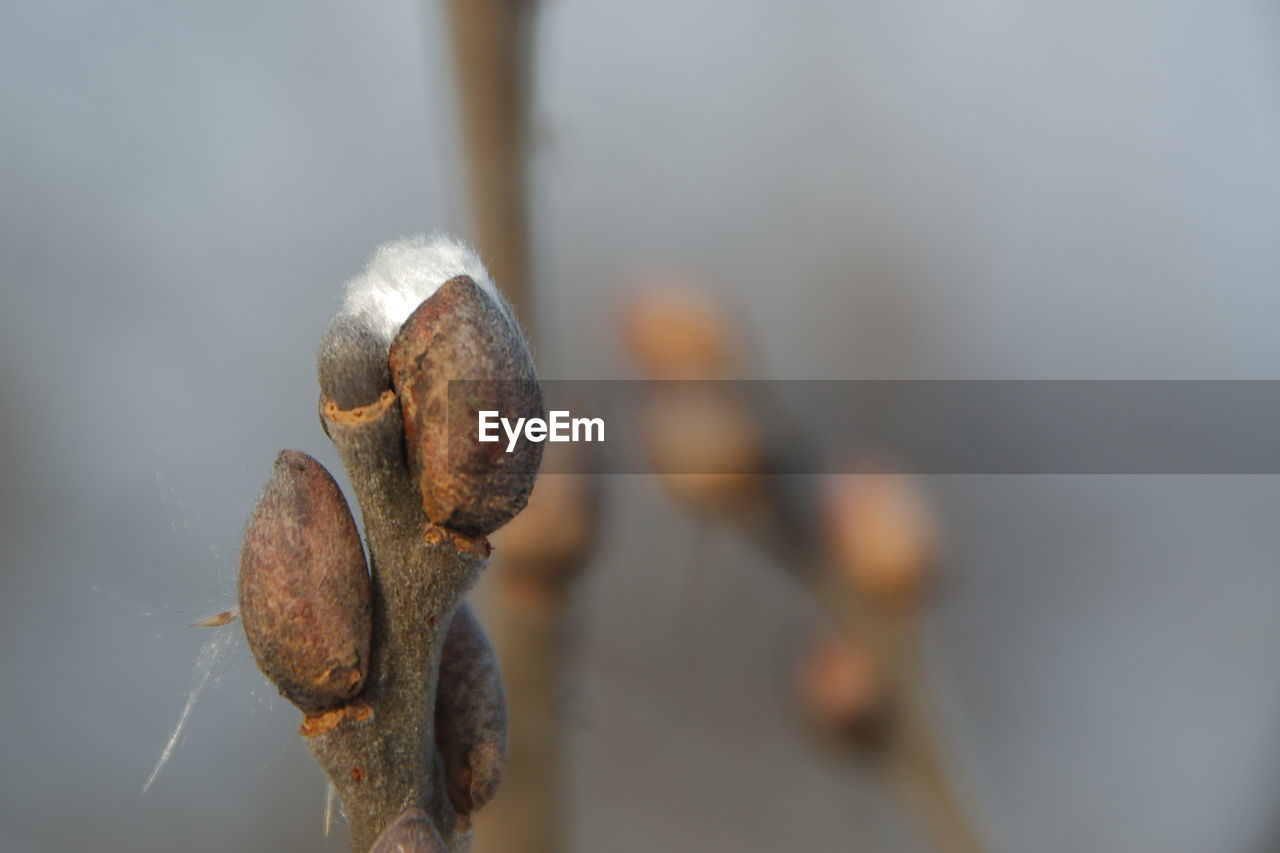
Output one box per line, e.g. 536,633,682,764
339,233,512,348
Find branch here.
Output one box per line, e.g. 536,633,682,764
444,0,536,329
238,237,540,852
622,285,984,853
472,443,602,853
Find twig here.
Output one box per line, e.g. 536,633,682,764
442,7,610,849
474,443,602,853
622,286,985,853
444,0,536,329
237,237,540,851
303,393,489,850
475,586,572,853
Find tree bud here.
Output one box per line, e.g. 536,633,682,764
389,275,544,536
622,284,738,379
822,471,936,606
435,604,508,815
796,633,893,752
369,807,447,853
491,441,602,596
238,450,372,713
317,314,393,410
642,388,764,514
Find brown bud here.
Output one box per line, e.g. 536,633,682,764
491,441,602,597
389,275,544,536
795,633,893,752
642,389,764,514
317,314,393,410
435,604,507,815
238,450,372,713
369,807,447,853
823,471,936,607
622,284,738,379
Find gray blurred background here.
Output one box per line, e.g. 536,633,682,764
3,1,1280,851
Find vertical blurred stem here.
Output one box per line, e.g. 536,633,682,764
445,0,536,331
766,522,985,853
882,622,983,853
445,4,571,851
475,588,570,853
819,573,982,853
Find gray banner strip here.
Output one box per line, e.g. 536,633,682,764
448,381,1280,474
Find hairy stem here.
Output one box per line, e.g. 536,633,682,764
308,393,490,852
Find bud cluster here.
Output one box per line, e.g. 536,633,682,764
237,236,538,852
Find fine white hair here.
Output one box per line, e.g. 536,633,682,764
338,233,512,347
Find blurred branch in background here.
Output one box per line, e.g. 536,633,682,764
444,3,606,852
622,284,984,853
445,0,536,330
483,446,603,853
